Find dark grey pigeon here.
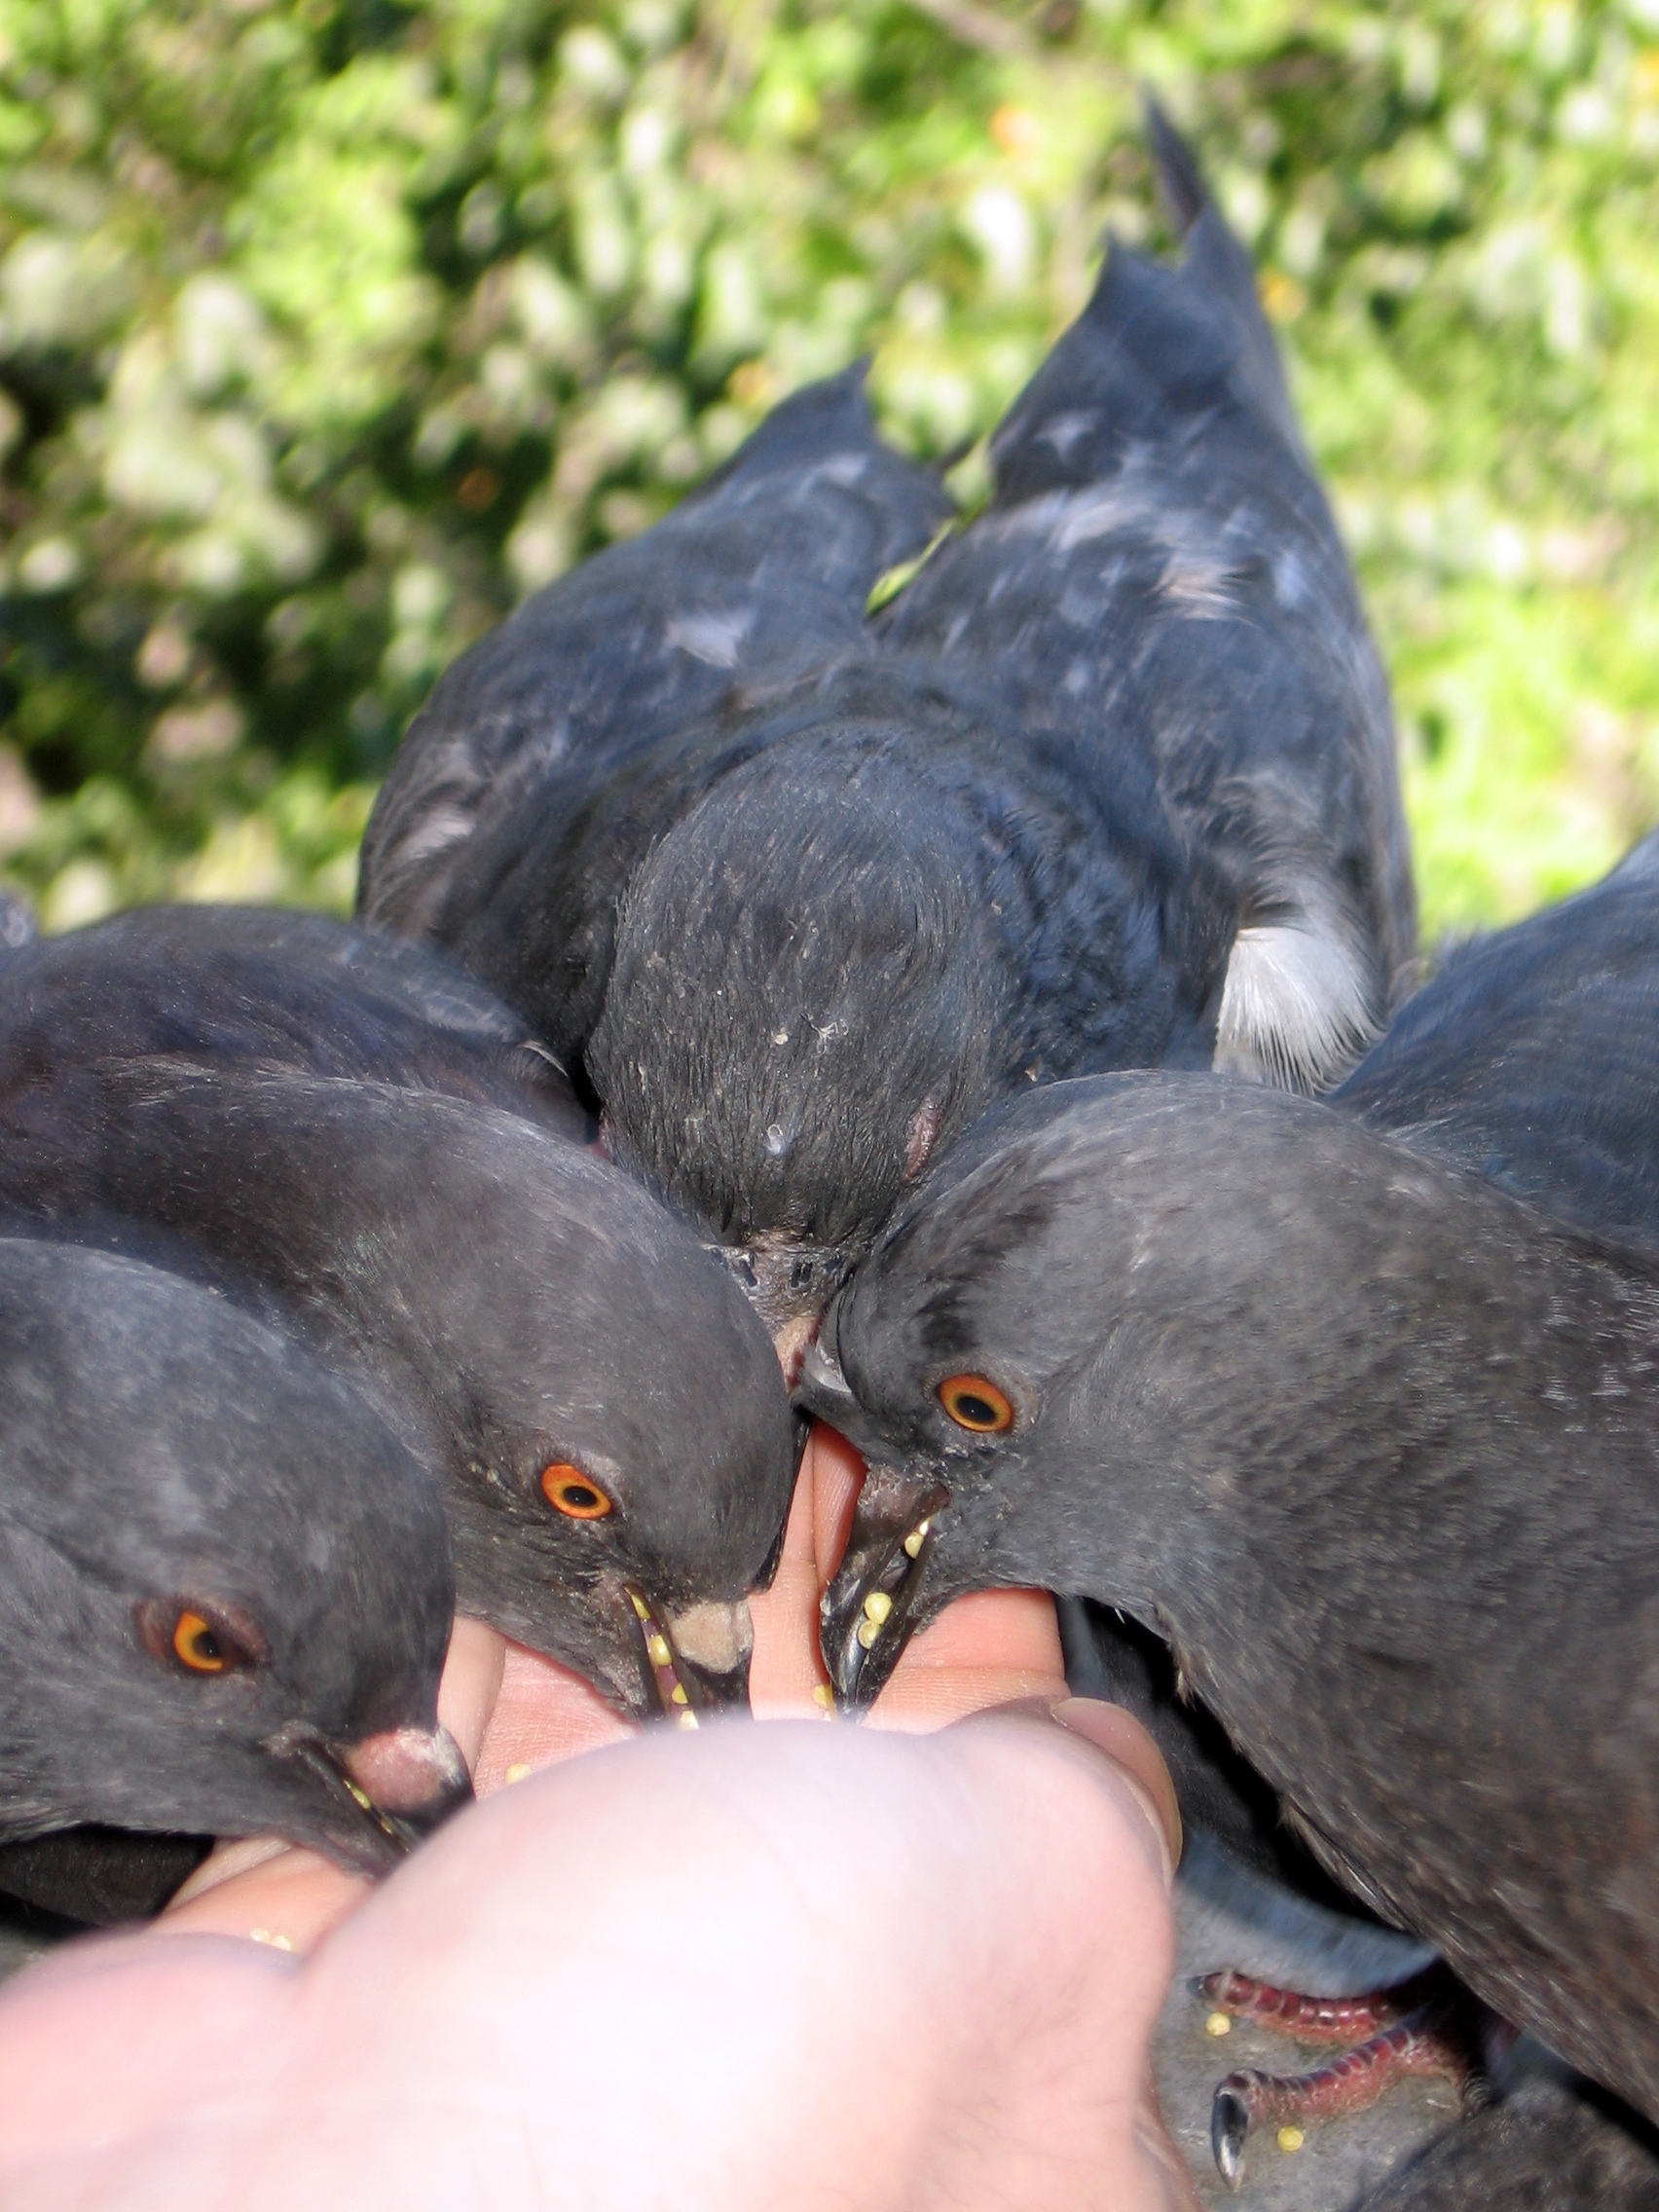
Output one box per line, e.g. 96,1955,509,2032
0,1054,795,1724
355,114,1413,1359
1354,2080,1659,2211
1064,827,1659,1889
0,902,588,1139
0,1237,465,1881
801,1073,1659,2136
874,102,1416,1088
358,361,954,944
1334,827,1659,1257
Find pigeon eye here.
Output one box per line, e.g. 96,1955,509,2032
540,1463,612,1519
173,1610,230,1673
136,1598,266,1677
938,1374,1015,1433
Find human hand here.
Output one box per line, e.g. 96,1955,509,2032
0,1697,1189,2210
0,1424,1197,2211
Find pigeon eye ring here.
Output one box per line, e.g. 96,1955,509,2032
135,1597,268,1677
937,1374,1015,1433
540,1463,613,1519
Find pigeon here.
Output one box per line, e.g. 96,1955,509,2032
1061,825,1659,1887
1354,2079,1659,2211
358,360,953,945
0,1236,465,1882
1334,826,1659,1257
355,113,1414,1355
0,902,589,1140
801,1072,1659,2134
0,1050,796,1724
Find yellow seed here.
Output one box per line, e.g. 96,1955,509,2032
248,1929,293,1952
812,1683,834,1710
1204,2012,1232,2038
856,1618,881,1649
345,1780,373,1812
1276,2127,1304,2155
903,1526,927,1559
677,1709,699,1730
504,1763,532,1786
628,1592,651,1620
670,1683,688,1706
863,1590,893,1626
646,1634,673,1666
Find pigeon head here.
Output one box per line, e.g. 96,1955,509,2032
0,1239,467,1873
350,1093,800,1721
588,720,1015,1369
800,1073,1327,1709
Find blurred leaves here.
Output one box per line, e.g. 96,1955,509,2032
2,0,1659,935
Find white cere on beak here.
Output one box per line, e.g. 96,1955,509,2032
663,1598,755,1676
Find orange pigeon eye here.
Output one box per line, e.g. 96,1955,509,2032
136,1597,266,1676
540,1464,612,1519
938,1375,1015,1433
172,1609,228,1673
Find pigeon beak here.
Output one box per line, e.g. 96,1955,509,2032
820,1465,951,1713
271,1722,473,1873
338,1723,474,1843
661,1596,755,1712
622,1584,756,1726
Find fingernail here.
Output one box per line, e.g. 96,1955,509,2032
1049,1697,1182,1885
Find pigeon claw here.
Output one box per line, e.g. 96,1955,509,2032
1211,2083,1251,2193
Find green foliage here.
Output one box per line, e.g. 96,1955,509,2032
4,0,1659,937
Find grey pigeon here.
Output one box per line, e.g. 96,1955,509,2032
1334,827,1659,1256
0,902,588,1138
356,114,1413,1354
1064,826,1659,1886
801,1072,1659,2133
1355,2080,1659,2211
0,1237,464,1879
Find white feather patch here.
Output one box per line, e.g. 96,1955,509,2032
665,606,755,669
1213,921,1377,1094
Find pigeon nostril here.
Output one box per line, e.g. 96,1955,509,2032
790,1257,815,1291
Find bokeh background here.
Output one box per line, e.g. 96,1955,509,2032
3,0,1657,942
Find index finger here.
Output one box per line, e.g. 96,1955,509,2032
750,1420,1067,1725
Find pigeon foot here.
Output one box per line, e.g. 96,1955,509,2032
1198,1966,1493,2191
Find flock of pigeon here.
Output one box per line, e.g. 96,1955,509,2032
3,109,1657,2207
